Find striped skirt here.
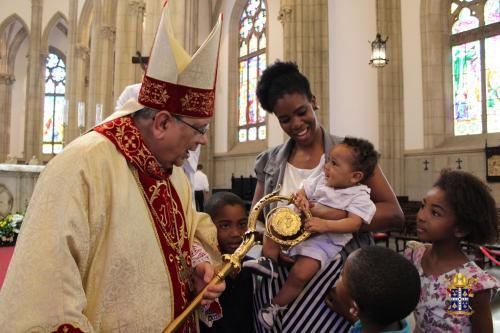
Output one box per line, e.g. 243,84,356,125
252,256,351,333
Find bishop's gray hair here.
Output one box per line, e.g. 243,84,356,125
132,107,159,120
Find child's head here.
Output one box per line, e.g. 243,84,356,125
418,169,498,244
326,246,420,327
205,192,248,254
324,137,379,188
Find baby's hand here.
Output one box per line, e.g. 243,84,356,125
292,190,309,212
304,217,329,233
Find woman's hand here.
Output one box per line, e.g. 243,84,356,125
193,262,226,306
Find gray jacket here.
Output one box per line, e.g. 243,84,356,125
254,127,373,255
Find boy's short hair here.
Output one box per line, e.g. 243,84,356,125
204,191,246,219
434,169,498,244
341,137,380,182
347,246,420,326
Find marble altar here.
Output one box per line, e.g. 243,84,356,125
0,164,44,215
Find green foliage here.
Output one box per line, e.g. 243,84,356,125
0,213,23,246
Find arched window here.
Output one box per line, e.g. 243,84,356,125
43,49,66,154
238,0,267,143
451,0,500,136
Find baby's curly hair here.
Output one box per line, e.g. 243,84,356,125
434,169,498,244
256,61,312,113
341,137,380,182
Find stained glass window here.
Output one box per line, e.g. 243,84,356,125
451,0,500,135
238,0,267,142
43,51,66,154
485,0,500,25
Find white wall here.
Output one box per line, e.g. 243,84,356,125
213,0,283,154
265,0,284,148
328,0,379,147
43,0,68,31
0,2,30,28
401,0,424,150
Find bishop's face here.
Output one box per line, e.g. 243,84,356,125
156,114,210,170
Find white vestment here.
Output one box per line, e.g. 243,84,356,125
0,127,220,332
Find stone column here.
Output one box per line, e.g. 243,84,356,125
87,0,117,126
65,0,79,143
183,0,198,54
143,0,162,54
376,0,405,194
0,73,15,161
86,4,102,130
24,0,44,162
420,0,450,148
279,0,330,130
100,24,116,119
74,44,89,132
113,0,145,106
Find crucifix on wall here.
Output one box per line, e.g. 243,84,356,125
131,51,149,70
423,160,429,171
456,158,463,170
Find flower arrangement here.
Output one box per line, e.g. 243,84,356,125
0,213,23,246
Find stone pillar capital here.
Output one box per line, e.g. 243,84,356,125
129,1,146,14
278,6,293,24
76,44,90,60
0,73,15,85
31,0,43,8
101,25,116,42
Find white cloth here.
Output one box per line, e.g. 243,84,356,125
193,170,209,192
183,146,201,203
302,172,375,224
278,156,324,202
0,131,221,332
115,83,141,111
288,172,375,268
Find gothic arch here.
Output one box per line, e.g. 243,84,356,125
0,14,30,73
0,14,29,39
77,0,93,46
41,11,68,54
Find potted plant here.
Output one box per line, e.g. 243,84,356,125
0,213,23,246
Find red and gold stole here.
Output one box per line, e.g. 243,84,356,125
95,116,196,333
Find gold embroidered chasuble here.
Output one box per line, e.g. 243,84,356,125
94,116,196,332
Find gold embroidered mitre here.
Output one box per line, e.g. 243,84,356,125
139,0,222,118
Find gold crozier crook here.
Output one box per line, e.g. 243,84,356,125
163,188,312,332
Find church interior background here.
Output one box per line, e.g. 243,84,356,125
1,0,500,215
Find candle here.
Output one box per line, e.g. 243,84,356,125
95,104,103,124
63,100,69,126
78,102,85,128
